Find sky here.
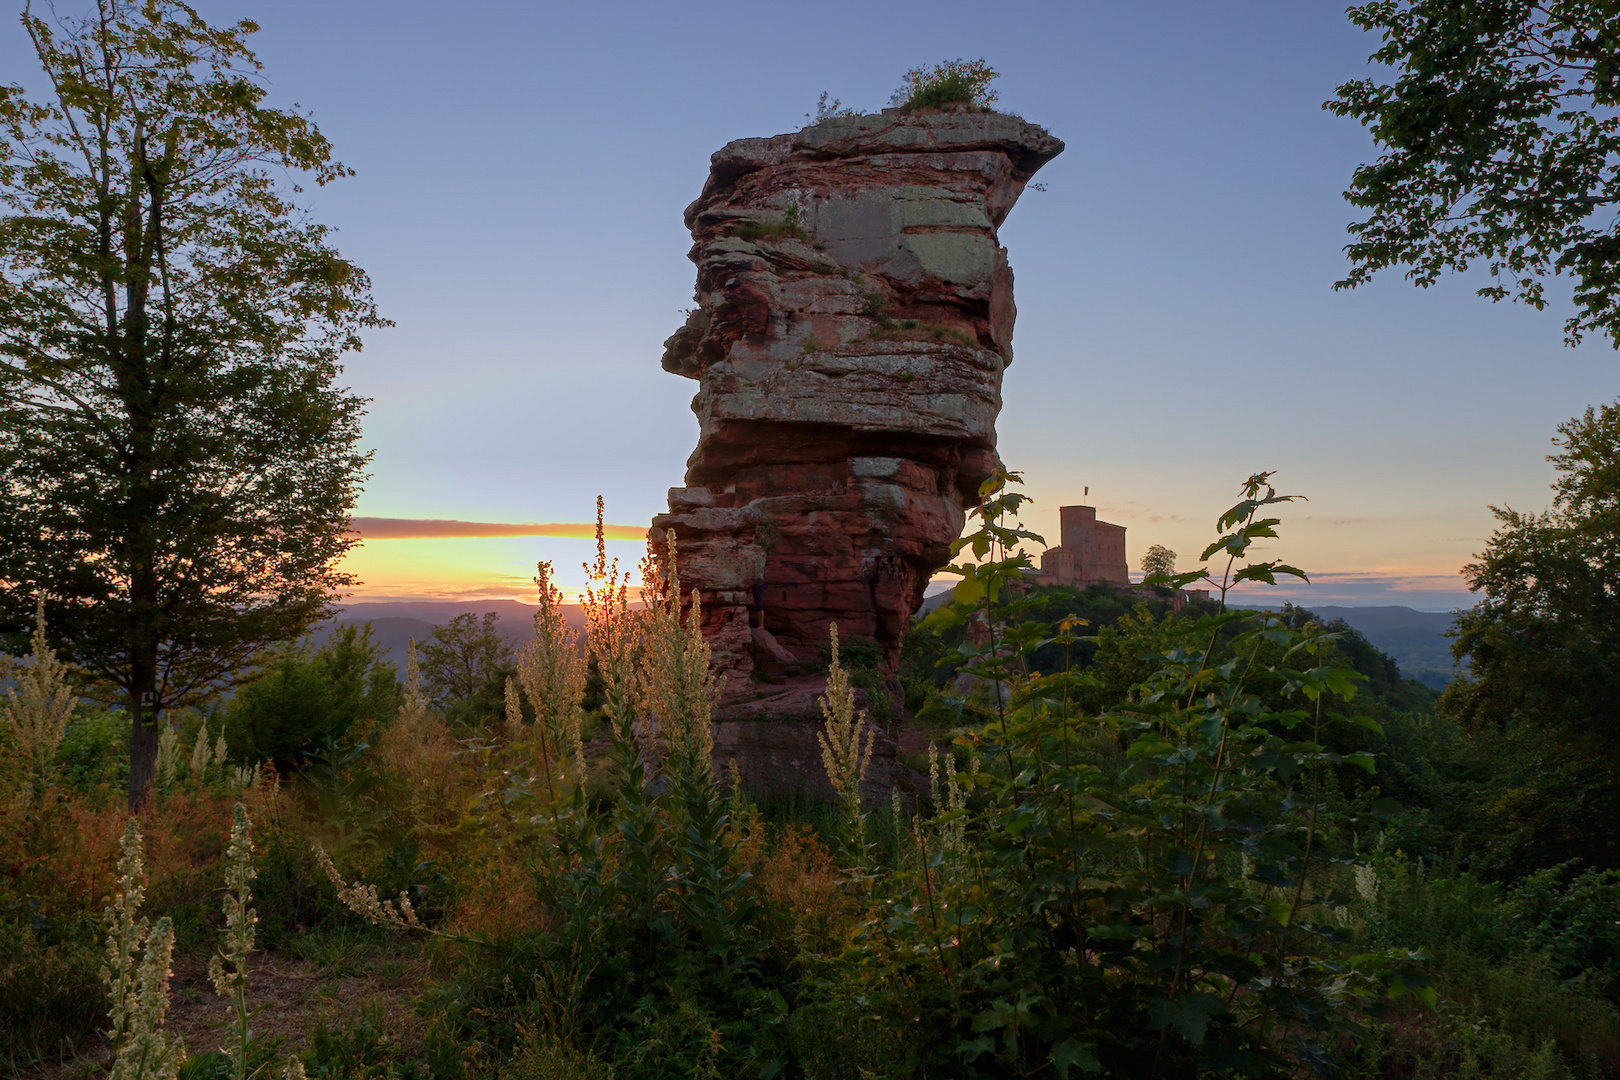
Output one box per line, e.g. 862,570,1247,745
6,0,1613,610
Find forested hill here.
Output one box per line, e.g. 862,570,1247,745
923,590,1461,689
1276,605,1458,689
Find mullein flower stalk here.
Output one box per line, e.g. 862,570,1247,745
154,724,179,792
230,763,261,794
209,803,258,1080
103,820,185,1080
314,843,427,931
584,497,640,734
636,533,719,781
726,756,750,822
503,675,524,732
399,639,429,726
818,623,875,863
189,721,213,783
517,559,589,791
3,595,76,803
314,843,491,946
927,742,967,858
585,500,668,939
638,531,748,946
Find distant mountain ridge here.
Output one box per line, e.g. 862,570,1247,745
320,600,586,668
324,600,1463,691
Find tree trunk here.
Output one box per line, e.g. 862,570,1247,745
128,698,158,810
121,176,159,809
125,521,161,808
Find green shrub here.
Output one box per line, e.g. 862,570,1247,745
732,216,808,243
306,1005,432,1080
226,623,399,766
499,1035,613,1080
57,703,130,793
0,915,104,1067
1356,852,1620,1067
846,470,1414,1077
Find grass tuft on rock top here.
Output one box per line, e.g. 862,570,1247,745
893,58,1000,113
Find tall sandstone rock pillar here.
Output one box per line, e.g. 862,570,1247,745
653,109,1062,716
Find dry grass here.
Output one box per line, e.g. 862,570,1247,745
372,708,461,836
732,814,852,944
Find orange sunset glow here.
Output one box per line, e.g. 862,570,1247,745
339,519,651,602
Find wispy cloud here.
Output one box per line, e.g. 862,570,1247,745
350,518,647,540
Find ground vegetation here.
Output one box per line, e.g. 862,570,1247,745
7,468,1617,1078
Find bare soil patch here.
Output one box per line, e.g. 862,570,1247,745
24,943,434,1080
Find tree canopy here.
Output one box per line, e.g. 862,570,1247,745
1440,400,1620,871
0,0,385,804
418,612,517,727
1140,543,1177,580
1329,1,1620,346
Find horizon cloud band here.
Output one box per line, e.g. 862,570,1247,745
349,518,647,541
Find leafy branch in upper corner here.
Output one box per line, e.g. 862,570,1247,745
1327,0,1620,347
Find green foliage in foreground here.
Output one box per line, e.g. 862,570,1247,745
342,473,1434,1079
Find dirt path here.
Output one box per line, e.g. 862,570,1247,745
26,944,433,1080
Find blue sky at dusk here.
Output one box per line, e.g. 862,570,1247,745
5,0,1612,609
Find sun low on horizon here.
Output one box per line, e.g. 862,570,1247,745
337,518,653,603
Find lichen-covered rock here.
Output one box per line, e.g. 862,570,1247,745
653,109,1062,716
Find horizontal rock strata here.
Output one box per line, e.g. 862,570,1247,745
653,109,1063,716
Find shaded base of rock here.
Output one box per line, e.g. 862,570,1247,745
712,716,916,812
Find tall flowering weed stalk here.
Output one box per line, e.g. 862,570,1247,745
580,498,670,940
400,638,429,726
2,596,76,805
190,723,209,779
817,623,874,864
209,803,258,1080
517,559,588,796
103,807,307,1080
103,820,185,1080
923,741,968,861
205,803,312,1080
855,472,1429,1078
313,842,492,947
154,725,179,793
640,530,752,950
637,531,719,778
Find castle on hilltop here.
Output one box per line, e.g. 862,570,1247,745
1030,503,1211,609
1033,505,1131,588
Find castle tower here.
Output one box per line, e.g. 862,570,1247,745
1039,505,1129,587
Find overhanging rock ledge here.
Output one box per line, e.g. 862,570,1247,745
651,108,1063,719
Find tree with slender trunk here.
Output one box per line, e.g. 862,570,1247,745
0,0,385,806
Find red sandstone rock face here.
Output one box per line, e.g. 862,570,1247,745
652,109,1063,715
